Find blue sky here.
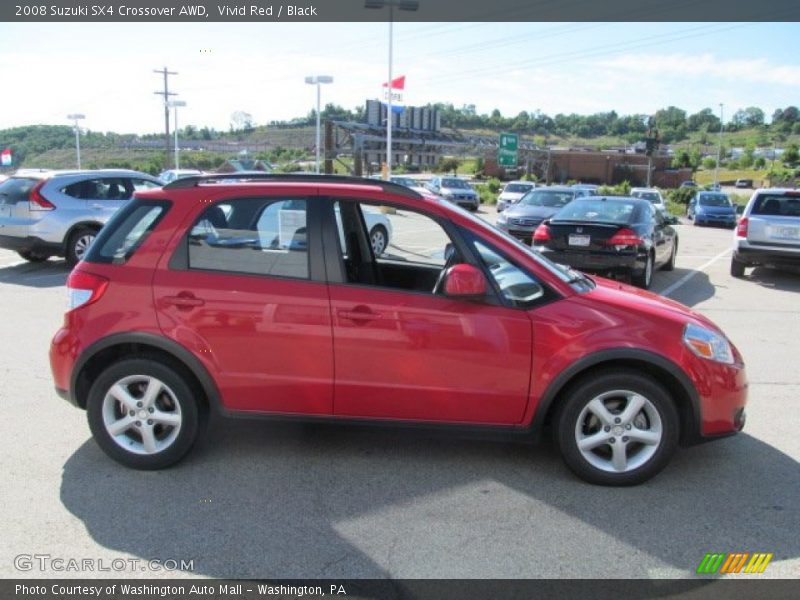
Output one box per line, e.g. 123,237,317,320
0,21,796,134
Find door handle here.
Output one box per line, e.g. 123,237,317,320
338,308,381,322
163,294,205,309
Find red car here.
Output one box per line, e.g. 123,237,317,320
50,174,747,485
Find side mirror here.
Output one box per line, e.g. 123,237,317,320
444,263,488,298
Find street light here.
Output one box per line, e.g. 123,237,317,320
304,75,333,174
715,103,724,187
166,100,187,170
67,114,85,169
365,0,419,179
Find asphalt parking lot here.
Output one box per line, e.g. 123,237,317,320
0,207,797,580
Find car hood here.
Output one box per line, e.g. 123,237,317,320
583,275,719,330
504,204,561,219
499,192,527,201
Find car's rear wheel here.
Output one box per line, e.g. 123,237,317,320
87,359,202,469
555,370,679,486
631,252,654,289
730,257,746,278
66,226,98,267
369,225,388,256
17,250,49,263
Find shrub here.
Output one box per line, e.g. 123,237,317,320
667,187,696,206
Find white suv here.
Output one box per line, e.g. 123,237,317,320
731,188,800,277
630,187,667,215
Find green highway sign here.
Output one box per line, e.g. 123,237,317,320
498,132,518,167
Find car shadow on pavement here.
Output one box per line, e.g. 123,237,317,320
60,418,799,579
746,267,800,293
0,259,69,288
655,268,716,308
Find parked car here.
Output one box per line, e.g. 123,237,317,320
571,183,599,195
680,181,697,189
497,181,537,212
533,196,678,289
496,186,580,244
730,188,800,277
158,169,203,184
389,176,417,188
0,169,163,265
687,192,736,228
630,187,667,216
426,176,480,211
735,179,753,189
50,174,746,486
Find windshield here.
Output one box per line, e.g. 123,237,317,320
553,198,637,224
441,178,471,189
390,177,416,187
504,183,534,194
698,194,732,207
520,190,575,208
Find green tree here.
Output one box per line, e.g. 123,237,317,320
783,144,799,166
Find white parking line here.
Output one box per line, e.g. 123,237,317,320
661,248,731,298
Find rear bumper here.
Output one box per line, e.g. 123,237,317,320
734,243,800,269
537,247,643,275
0,234,62,256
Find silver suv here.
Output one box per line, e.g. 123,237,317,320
0,170,162,266
731,188,800,277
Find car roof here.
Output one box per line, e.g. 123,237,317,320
13,169,156,180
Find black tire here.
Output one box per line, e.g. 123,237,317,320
17,250,49,263
87,358,203,470
730,257,746,278
369,225,389,256
555,369,680,486
661,239,677,271
631,252,654,289
65,226,98,267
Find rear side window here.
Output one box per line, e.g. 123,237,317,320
85,200,169,264
187,198,309,279
62,178,133,201
751,194,800,217
0,178,38,204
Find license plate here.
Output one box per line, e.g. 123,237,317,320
774,226,800,239
569,234,590,247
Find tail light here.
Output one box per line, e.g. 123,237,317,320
29,180,55,210
533,223,551,243
736,217,748,238
605,228,643,246
66,270,108,310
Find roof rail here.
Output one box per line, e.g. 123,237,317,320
162,172,421,198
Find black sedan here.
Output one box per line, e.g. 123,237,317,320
532,196,677,289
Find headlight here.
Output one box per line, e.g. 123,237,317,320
683,323,734,364
497,213,508,224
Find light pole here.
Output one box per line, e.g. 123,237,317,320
715,103,724,187
304,75,333,174
67,114,85,169
167,100,186,170
365,0,419,179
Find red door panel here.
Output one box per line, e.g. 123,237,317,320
154,269,334,414
329,284,532,424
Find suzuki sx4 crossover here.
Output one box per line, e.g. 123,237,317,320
50,175,747,485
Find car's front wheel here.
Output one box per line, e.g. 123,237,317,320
87,359,203,469
555,369,679,486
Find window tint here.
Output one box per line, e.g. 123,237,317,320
0,178,38,204
188,198,309,279
751,195,800,217
62,178,133,200
552,198,636,223
521,190,575,207
86,201,169,264
472,240,544,308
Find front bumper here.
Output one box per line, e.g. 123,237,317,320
0,234,62,255
695,214,736,227
686,354,748,442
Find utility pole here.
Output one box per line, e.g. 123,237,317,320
154,67,178,169
714,103,724,187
